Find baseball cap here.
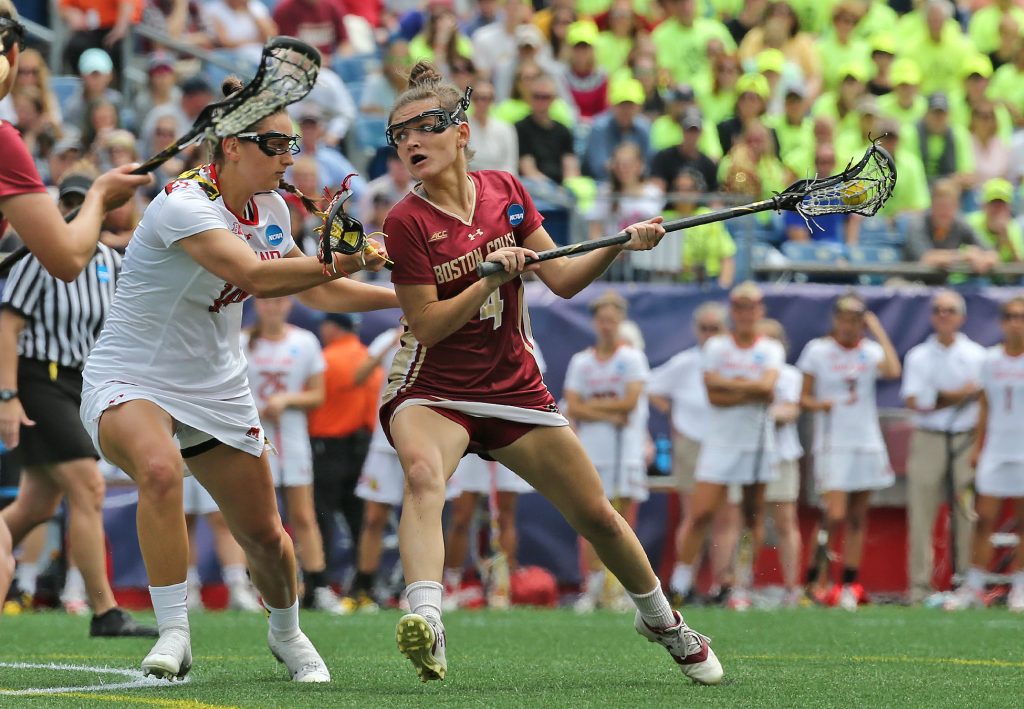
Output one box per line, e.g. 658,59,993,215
680,107,702,130
181,75,213,95
856,95,879,116
870,33,896,56
877,117,901,138
756,49,785,75
58,173,93,201
890,58,922,87
609,77,645,106
736,73,770,99
962,54,994,80
982,177,1013,204
79,48,113,75
664,84,696,103
838,62,869,83
322,312,360,330
927,91,949,112
784,82,807,99
147,53,175,75
295,101,324,122
52,129,83,156
515,24,544,48
566,20,599,47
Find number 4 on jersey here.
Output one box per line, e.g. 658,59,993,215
480,290,503,329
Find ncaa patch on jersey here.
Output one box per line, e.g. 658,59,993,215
507,203,525,227
266,224,284,247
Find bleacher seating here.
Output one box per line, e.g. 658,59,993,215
780,241,847,263
332,54,381,86
848,245,902,285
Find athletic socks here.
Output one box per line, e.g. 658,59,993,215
406,580,444,625
442,568,463,590
670,563,694,596
584,570,605,599
62,566,86,602
629,585,677,630
265,599,301,642
149,581,189,633
1012,571,1024,592
16,561,38,597
965,567,985,592
223,564,249,589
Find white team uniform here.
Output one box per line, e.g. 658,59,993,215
765,364,804,503
243,326,325,487
975,345,1024,498
648,346,709,442
901,333,986,432
797,336,893,493
81,165,294,461
564,344,650,502
357,328,465,505
696,334,784,486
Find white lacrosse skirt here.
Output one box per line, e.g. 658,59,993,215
593,462,649,502
356,447,463,506
695,445,777,486
975,456,1024,498
450,455,533,495
814,449,894,493
269,449,314,488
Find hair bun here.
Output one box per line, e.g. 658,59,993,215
221,76,245,97
408,60,443,89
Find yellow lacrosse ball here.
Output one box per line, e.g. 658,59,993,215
841,180,869,206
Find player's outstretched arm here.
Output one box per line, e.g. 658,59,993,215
296,277,399,313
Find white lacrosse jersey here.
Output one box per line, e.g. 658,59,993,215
84,164,294,399
648,346,709,441
797,336,886,452
368,327,404,452
774,363,804,462
978,345,1024,463
242,326,325,456
564,345,649,468
700,334,784,451
901,333,986,432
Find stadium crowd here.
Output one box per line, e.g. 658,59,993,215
1,0,1023,631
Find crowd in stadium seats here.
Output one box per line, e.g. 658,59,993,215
4,0,1024,283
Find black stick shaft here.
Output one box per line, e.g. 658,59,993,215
476,195,780,277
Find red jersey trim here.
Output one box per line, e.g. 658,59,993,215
208,163,260,225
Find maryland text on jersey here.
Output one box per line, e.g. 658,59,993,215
433,231,517,284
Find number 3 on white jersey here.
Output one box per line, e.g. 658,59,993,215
480,290,503,329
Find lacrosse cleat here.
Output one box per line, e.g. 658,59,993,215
635,610,723,685
396,613,447,682
944,585,987,611
268,630,331,682
142,628,193,681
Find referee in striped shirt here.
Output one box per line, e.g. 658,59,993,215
0,171,155,636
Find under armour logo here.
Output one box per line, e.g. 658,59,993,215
468,228,483,241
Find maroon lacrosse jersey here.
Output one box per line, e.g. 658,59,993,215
0,121,48,235
381,170,556,416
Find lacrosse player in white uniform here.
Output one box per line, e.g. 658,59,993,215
564,291,650,612
673,282,783,611
79,77,396,682
947,296,1024,612
797,293,901,611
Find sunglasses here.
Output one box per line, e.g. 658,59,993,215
1002,312,1024,321
386,87,472,147
531,92,555,101
0,17,26,52
697,323,722,333
235,131,301,156
932,306,959,316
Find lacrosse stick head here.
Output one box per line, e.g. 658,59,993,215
315,174,366,265
778,143,897,218
196,37,320,143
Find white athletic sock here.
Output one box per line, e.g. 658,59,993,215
442,567,463,590
670,563,694,596
186,565,201,588
265,599,300,641
584,570,605,598
965,567,985,592
62,566,86,601
406,580,443,625
16,561,38,596
223,564,249,588
1012,570,1024,591
628,585,677,630
149,581,189,634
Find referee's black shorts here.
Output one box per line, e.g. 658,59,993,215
15,358,98,466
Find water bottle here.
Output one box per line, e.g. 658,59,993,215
654,434,672,476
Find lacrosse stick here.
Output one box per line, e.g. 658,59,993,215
477,143,897,277
313,174,393,273
735,403,770,602
0,36,321,277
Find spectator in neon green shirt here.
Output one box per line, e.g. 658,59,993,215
492,60,575,128
950,55,1014,141
968,0,1024,55
866,33,897,96
877,58,927,132
768,84,813,168
784,114,836,178
408,4,474,67
988,41,1024,126
695,52,742,126
811,62,868,137
898,0,975,97
834,94,881,167
719,121,790,226
595,4,640,75
989,12,1021,71
817,2,870,92
965,178,1024,268
652,0,736,84
650,84,723,159
915,92,976,191
664,169,737,286
737,1,823,99
875,118,931,220
850,0,899,41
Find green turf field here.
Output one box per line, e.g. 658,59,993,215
1,606,1022,708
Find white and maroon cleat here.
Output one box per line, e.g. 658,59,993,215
635,610,723,685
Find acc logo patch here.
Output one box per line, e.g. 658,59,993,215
266,224,284,247
507,203,525,227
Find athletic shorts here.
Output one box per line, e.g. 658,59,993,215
672,432,701,494
765,459,800,504
17,359,97,466
380,396,568,459
356,447,463,506
269,450,313,488
814,449,893,493
592,461,649,502
183,473,219,516
80,380,266,464
975,456,1024,498
451,455,533,495
695,444,777,486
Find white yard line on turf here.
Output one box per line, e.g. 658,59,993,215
0,661,189,695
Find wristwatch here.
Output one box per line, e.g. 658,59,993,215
0,389,17,402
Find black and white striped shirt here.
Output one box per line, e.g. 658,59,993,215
1,245,121,370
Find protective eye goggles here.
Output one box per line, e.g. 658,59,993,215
0,17,26,53
235,131,301,156
385,87,473,148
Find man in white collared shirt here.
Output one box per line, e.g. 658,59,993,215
901,289,987,604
